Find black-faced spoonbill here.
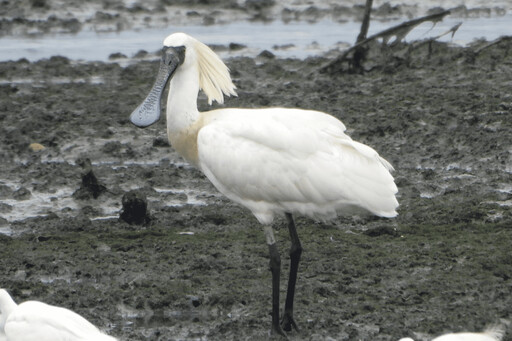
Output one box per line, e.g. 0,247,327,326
0,289,117,341
129,32,399,336
399,325,505,341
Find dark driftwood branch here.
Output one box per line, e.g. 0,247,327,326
474,35,512,55
320,9,451,73
352,0,374,70
429,21,462,42
409,21,462,51
357,0,373,43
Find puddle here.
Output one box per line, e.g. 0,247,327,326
0,226,14,236
0,184,78,223
0,183,218,224
0,165,219,224
152,187,220,207
40,274,73,284
90,215,120,221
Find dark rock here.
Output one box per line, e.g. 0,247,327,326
0,203,12,213
229,42,246,51
73,158,107,199
101,141,122,154
258,50,275,59
245,0,275,10
152,136,169,147
186,11,200,17
30,0,48,8
13,187,31,200
133,50,148,58
363,225,399,237
0,184,12,199
119,190,150,225
188,295,201,307
109,52,127,60
36,235,51,242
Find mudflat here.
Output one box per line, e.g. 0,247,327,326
0,3,511,340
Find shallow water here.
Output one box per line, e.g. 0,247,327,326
1,15,511,62
0,183,77,223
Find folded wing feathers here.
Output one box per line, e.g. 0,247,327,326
198,109,398,221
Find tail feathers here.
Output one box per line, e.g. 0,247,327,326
483,324,506,340
378,155,395,172
341,139,395,173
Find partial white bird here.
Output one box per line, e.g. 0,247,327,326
0,289,117,341
399,324,506,341
129,32,399,336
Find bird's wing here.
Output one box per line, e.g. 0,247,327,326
5,301,116,341
432,333,501,341
198,108,398,224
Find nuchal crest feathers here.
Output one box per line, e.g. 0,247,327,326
163,32,237,105
193,38,237,105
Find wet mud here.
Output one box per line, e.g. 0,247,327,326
1,8,512,341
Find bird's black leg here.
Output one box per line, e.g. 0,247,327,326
281,213,302,332
264,226,286,337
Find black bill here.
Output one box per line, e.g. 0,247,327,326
129,46,185,128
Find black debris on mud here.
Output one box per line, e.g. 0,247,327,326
0,23,511,341
120,190,151,226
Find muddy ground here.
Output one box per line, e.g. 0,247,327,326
1,6,512,341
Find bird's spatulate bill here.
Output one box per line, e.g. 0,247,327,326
130,49,180,128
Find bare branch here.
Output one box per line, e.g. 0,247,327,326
320,9,451,73
352,0,374,72
357,0,374,43
474,35,512,55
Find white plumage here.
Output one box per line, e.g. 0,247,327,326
399,325,506,341
197,107,397,225
130,32,398,335
155,33,398,223
0,289,117,341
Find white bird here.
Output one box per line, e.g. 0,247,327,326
399,324,506,341
129,32,399,336
0,289,117,341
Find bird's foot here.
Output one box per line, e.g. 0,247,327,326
281,312,299,332
271,322,288,339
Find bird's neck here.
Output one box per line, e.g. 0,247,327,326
165,67,203,166
166,67,201,134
